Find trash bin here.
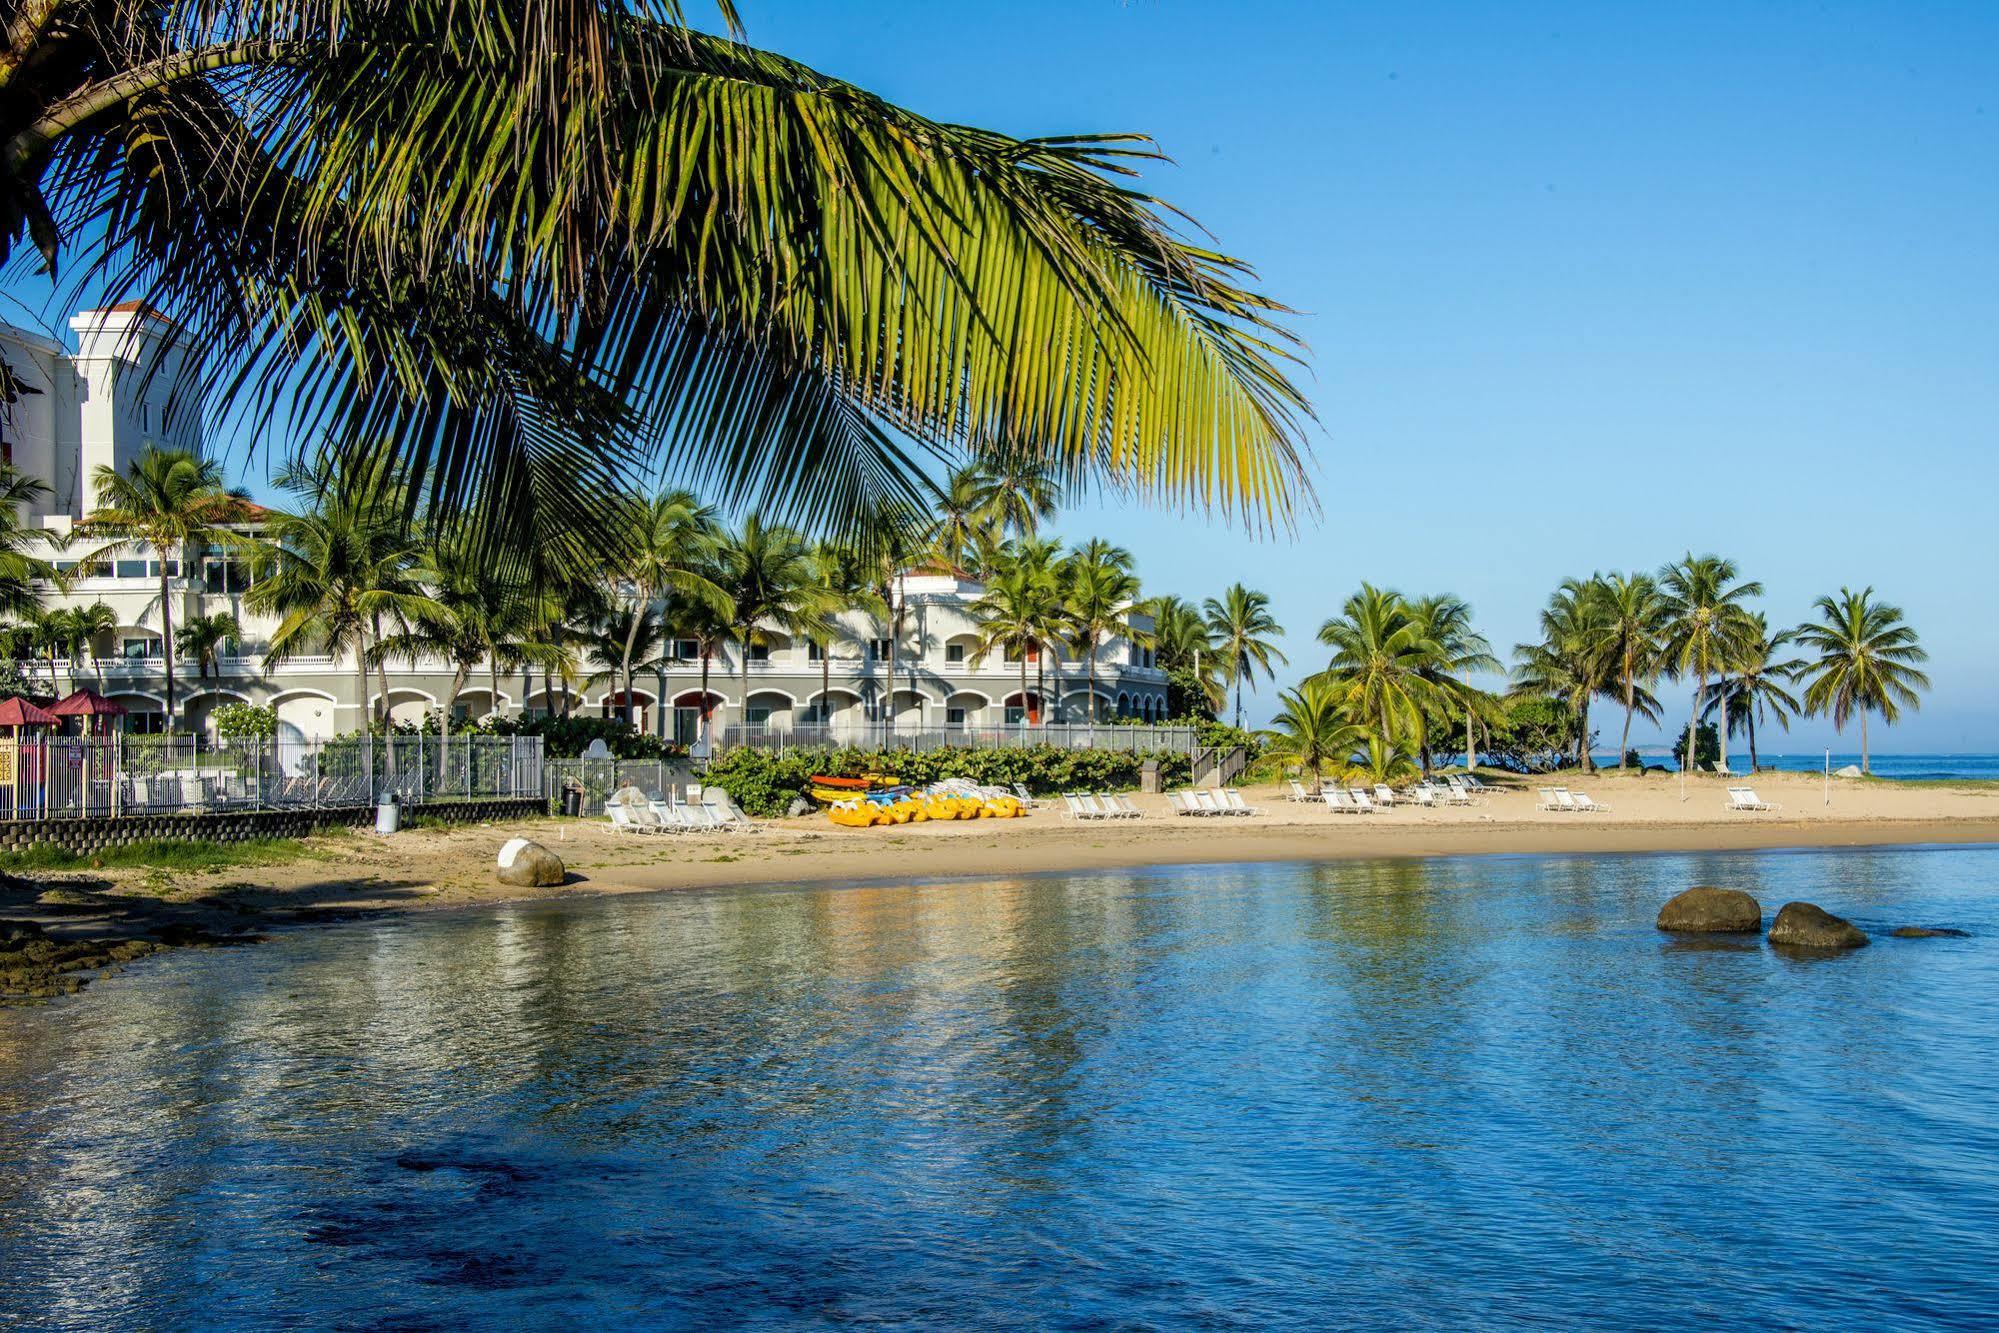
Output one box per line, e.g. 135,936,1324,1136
561,783,583,818
375,791,401,835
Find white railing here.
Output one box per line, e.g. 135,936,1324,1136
0,733,543,820
714,723,1197,755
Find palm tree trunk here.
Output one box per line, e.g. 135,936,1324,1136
1086,646,1097,726
1234,669,1244,731
1579,698,1594,773
619,602,642,727
820,644,831,736
1861,709,1869,776
699,651,712,746
1747,705,1759,774
157,565,176,727
1619,670,1635,768
1020,652,1030,730
739,632,753,741
441,664,466,792
1686,675,1703,773
1715,672,1730,774
355,626,371,743
489,658,500,725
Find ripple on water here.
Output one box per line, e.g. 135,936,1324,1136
2,845,1998,1327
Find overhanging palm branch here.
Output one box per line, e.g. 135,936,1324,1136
5,2,1313,542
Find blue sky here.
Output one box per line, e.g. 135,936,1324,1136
5,1,1995,748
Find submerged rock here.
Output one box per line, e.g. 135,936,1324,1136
1891,926,1971,939
1769,902,1868,950
497,838,565,888
1656,887,1762,934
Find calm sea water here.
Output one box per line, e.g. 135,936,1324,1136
1757,753,1999,782
3,849,1997,1328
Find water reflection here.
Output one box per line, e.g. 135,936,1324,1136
2,846,1997,1326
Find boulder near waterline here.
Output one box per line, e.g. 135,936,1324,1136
496,838,565,888
1891,926,1970,939
1769,902,1869,950
1656,887,1762,933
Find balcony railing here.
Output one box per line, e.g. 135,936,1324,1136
714,723,1197,755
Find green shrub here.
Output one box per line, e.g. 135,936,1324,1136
701,744,1194,817
212,703,278,741
485,713,678,760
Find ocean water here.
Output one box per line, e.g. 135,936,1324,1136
1756,753,1999,782
3,850,1997,1328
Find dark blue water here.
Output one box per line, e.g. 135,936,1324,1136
3,849,1998,1328
1757,753,1999,782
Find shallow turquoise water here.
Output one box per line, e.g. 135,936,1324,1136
2,847,1996,1328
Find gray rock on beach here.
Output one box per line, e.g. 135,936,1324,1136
1891,926,1970,939
1656,886,1762,933
1769,902,1868,950
496,838,565,888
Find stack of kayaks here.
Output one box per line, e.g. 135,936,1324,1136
807,773,902,805
826,791,1027,827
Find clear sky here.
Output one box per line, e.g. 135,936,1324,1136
5,1,1996,749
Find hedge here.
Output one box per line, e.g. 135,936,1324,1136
701,745,1193,817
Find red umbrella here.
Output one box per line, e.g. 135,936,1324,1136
49,688,127,719
0,697,56,728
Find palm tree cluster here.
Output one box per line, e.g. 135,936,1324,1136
1274,586,1499,785
1,0,1311,556
1511,556,1929,775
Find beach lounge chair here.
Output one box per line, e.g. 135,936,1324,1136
1011,783,1041,810
1411,785,1441,808
1372,785,1399,808
1347,788,1377,813
607,804,646,834
1725,787,1779,812
1106,794,1144,819
1537,788,1563,811
1321,789,1354,814
1569,791,1609,812
1444,777,1477,805
1288,779,1313,803
1167,791,1199,817
1224,789,1262,816
1462,773,1494,793
1062,794,1104,821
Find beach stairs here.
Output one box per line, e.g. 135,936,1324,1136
1192,744,1251,790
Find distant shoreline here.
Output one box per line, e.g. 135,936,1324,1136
6,768,1998,1002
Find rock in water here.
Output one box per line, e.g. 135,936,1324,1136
1656,887,1762,933
1769,902,1868,950
496,838,565,888
1891,926,1970,939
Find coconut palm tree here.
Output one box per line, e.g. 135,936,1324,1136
1658,554,1762,776
1512,582,1615,772
2,2,1310,544
1703,613,1804,774
1205,584,1287,730
1141,593,1222,717
1062,540,1140,723
804,539,883,732
927,468,996,576
969,557,1064,729
978,453,1064,542
175,611,240,686
1261,678,1366,793
1317,585,1435,750
711,517,836,738
0,464,58,621
606,487,728,728
1793,588,1930,775
246,450,435,744
79,446,251,728
1590,571,1669,769
1405,593,1500,774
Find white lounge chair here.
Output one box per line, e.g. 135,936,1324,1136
1167,791,1199,817
1462,773,1494,793
1569,791,1609,813
1726,787,1779,812
1011,783,1041,809
1444,777,1477,805
607,804,648,834
1372,785,1399,808
1106,794,1144,819
1062,794,1100,821
1322,789,1361,814
1411,785,1441,808
1224,789,1261,816
1287,779,1314,803
1537,788,1563,811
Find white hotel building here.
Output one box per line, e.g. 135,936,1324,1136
0,306,1171,746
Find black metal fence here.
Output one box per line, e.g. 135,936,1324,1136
0,734,544,819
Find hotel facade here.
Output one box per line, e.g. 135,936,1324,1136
0,307,1171,748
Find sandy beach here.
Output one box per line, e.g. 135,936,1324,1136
4,767,1996,999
